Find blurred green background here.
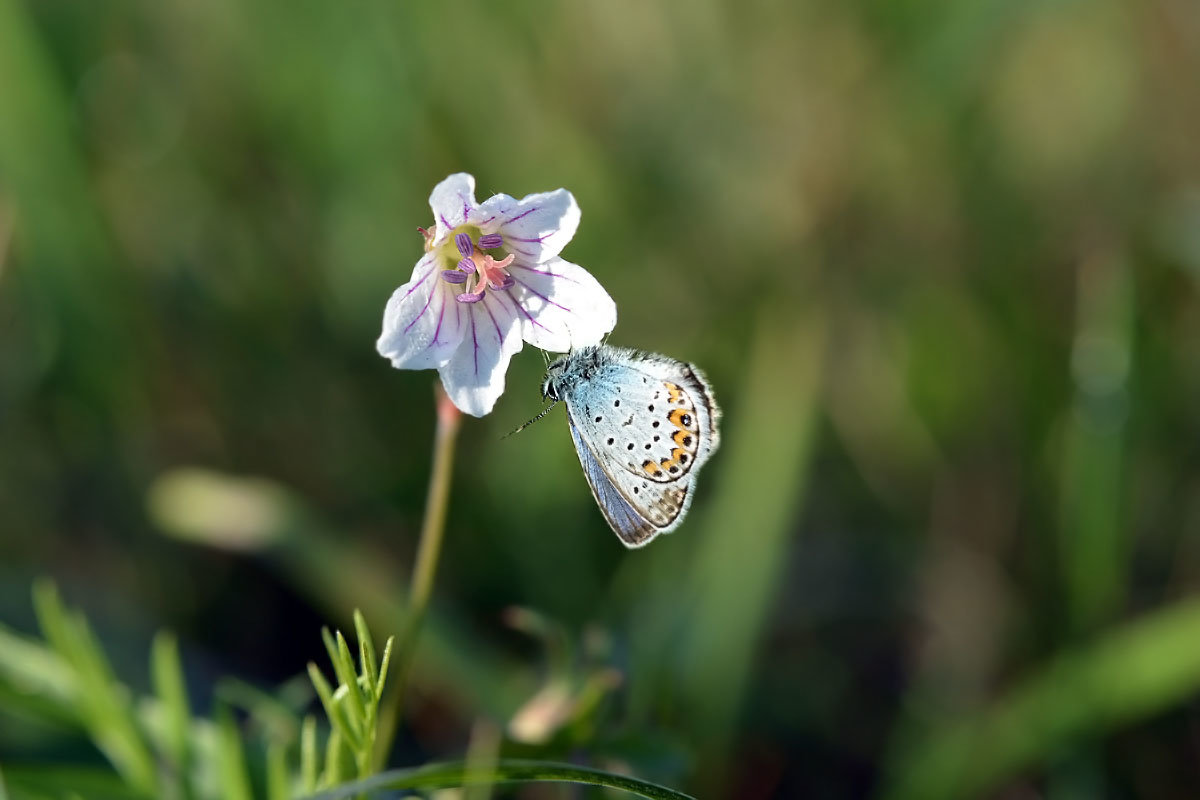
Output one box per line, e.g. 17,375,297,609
3,0,1200,797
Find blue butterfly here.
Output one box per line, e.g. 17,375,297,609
536,346,721,547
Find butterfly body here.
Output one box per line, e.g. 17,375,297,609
542,345,721,547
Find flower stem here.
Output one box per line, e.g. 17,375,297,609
373,384,462,769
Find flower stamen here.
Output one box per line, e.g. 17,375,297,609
455,251,516,303
455,233,474,258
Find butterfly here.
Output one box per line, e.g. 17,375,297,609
532,345,721,547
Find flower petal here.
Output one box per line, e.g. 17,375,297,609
430,173,478,245
438,291,525,416
507,257,617,352
377,257,468,370
476,189,580,263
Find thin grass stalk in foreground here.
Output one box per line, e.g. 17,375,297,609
373,384,462,768
301,759,695,800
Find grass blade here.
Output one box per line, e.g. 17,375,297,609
352,610,378,695
1058,250,1133,632
334,630,368,722
300,715,318,792
322,730,347,787
300,758,695,800
214,706,254,800
375,636,394,698
32,582,157,794
266,741,289,800
307,663,361,750
151,632,192,783
321,629,366,728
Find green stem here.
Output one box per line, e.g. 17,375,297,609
373,384,462,769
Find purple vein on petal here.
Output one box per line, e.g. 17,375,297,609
508,263,580,284
470,308,480,377
504,206,538,224
404,281,440,333
481,293,504,344
505,244,538,257
510,274,573,313
439,213,452,230
459,193,471,219
510,294,551,332
427,289,447,347
402,259,435,298
507,233,553,243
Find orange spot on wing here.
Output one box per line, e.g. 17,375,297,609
668,408,695,430
664,382,684,404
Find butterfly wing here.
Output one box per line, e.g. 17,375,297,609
567,417,659,547
615,349,721,472
561,347,721,546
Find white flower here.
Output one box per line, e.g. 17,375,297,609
377,174,617,416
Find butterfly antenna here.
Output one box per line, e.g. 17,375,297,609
504,400,559,438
